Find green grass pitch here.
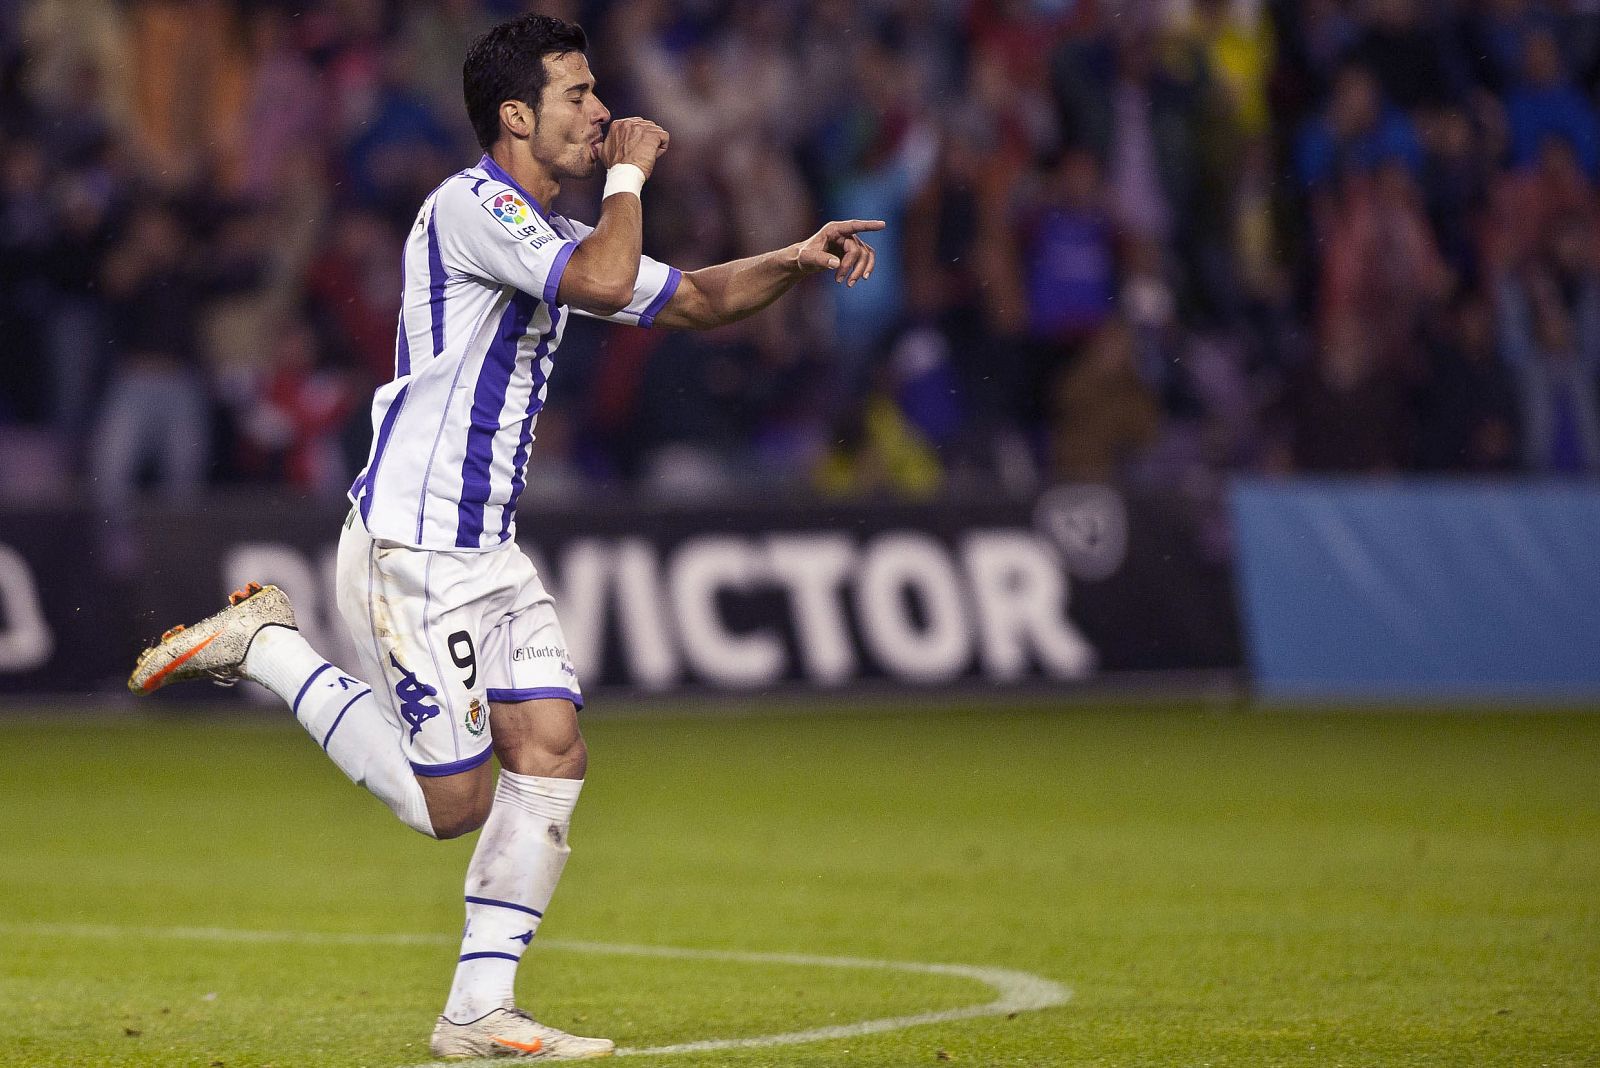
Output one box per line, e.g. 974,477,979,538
1,698,1597,1066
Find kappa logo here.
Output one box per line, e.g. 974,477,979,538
389,653,441,739
464,697,487,737
481,189,556,247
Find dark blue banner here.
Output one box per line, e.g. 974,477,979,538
0,488,1238,697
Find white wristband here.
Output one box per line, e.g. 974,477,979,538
603,163,646,201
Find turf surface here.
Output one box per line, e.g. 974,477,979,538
0,699,1597,1066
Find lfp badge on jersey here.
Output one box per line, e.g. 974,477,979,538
464,697,487,737
489,191,527,226
482,189,555,246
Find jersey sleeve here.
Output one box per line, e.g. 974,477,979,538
433,179,579,306
552,216,683,328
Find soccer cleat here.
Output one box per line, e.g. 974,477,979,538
430,1008,615,1060
127,583,296,695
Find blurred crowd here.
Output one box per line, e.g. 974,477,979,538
4,0,1600,511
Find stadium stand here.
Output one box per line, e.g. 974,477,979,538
1,0,1597,512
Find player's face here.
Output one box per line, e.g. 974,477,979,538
532,52,610,181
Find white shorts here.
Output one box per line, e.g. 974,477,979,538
334,511,582,777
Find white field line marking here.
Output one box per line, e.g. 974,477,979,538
540,939,1070,1059
4,922,1071,1061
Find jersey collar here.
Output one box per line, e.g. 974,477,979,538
478,154,552,220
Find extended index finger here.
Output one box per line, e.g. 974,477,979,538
829,219,887,236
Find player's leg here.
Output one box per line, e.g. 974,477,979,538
442,696,585,1019
244,619,440,837
430,552,611,1060
126,512,485,838
431,697,609,1060
127,577,439,837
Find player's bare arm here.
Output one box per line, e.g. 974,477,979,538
652,218,886,330
556,117,669,315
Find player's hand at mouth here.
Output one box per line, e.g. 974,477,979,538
599,117,669,178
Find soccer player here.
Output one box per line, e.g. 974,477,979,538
126,13,881,1062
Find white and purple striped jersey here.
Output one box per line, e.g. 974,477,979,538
349,154,681,550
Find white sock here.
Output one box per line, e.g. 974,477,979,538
443,772,583,1022
243,625,434,837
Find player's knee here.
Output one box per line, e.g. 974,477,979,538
531,732,588,778
428,796,493,840
418,769,494,839
432,816,479,840
553,732,588,778
489,697,588,777
500,729,587,779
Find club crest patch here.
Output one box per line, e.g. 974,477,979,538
465,697,487,737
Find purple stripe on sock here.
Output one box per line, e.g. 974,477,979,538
291,664,333,717
458,951,522,963
319,688,373,750
465,896,544,918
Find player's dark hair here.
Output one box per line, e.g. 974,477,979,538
463,14,589,151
